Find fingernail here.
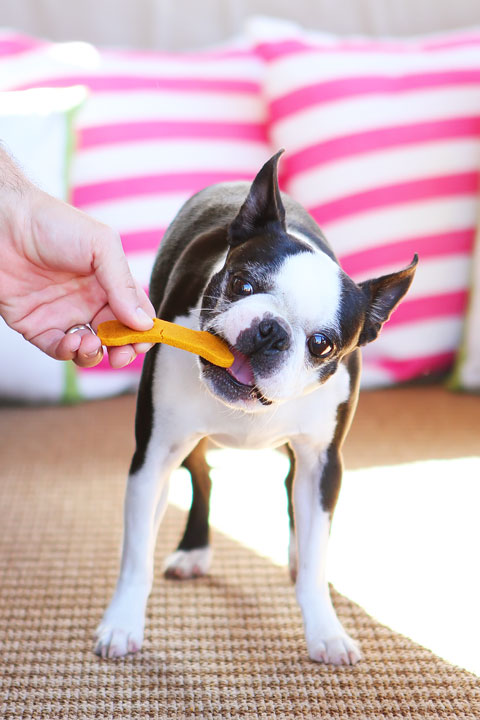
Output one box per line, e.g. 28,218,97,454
86,348,102,358
117,349,135,367
136,307,154,326
134,342,154,354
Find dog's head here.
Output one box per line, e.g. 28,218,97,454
199,152,417,411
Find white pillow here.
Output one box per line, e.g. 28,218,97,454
0,86,86,403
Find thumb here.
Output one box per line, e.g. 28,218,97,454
92,230,155,329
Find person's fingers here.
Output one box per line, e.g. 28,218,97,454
132,342,154,354
71,330,104,368
32,327,75,360
91,304,154,367
57,326,139,369
55,330,83,360
135,283,156,321
91,230,154,331
106,345,137,368
29,326,103,367
28,320,150,368
58,328,104,368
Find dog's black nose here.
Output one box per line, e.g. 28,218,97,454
256,318,290,354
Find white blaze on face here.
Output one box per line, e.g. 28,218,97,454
275,251,342,336
250,250,342,400
220,293,279,347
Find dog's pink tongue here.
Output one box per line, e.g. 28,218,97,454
227,348,255,386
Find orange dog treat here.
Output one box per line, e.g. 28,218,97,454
97,318,234,368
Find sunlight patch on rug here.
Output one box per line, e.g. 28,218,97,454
168,451,480,676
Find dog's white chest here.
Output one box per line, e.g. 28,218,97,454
206,363,351,451
208,422,290,451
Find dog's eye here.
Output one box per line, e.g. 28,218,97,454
308,333,334,358
230,276,254,297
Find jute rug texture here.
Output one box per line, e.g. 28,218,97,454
0,390,479,719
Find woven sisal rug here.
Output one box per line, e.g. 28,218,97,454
0,394,479,719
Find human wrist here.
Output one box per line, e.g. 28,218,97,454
0,146,32,197
0,147,39,256
0,146,33,228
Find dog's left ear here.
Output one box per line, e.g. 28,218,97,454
228,150,286,245
357,255,418,346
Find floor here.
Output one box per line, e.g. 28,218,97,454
167,386,480,676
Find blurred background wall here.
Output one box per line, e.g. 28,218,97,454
1,0,479,49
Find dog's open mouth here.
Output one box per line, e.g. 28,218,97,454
226,348,272,406
201,342,272,406
226,348,255,386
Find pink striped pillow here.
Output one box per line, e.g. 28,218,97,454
249,18,480,387
0,31,271,399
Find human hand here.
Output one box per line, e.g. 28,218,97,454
0,149,155,368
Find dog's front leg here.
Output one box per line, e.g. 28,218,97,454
291,439,361,665
95,429,199,659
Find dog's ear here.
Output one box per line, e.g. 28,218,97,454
357,255,418,346
228,150,286,245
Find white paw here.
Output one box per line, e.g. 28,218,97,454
164,546,212,580
307,631,361,665
94,590,147,659
94,621,144,659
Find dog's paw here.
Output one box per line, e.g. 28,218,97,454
164,547,212,580
307,632,361,666
94,617,144,659
94,598,146,659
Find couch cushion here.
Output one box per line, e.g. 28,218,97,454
249,17,480,388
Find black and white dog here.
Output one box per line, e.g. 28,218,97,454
95,152,417,665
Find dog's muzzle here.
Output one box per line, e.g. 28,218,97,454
234,316,291,378
200,315,293,409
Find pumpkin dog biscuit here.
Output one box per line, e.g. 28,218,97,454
97,318,234,368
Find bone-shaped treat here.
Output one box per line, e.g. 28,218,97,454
97,318,234,368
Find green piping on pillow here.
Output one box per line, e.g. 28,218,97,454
447,212,480,393
63,360,82,404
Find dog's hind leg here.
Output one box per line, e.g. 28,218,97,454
164,438,213,579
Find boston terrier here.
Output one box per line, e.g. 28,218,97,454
95,151,417,665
